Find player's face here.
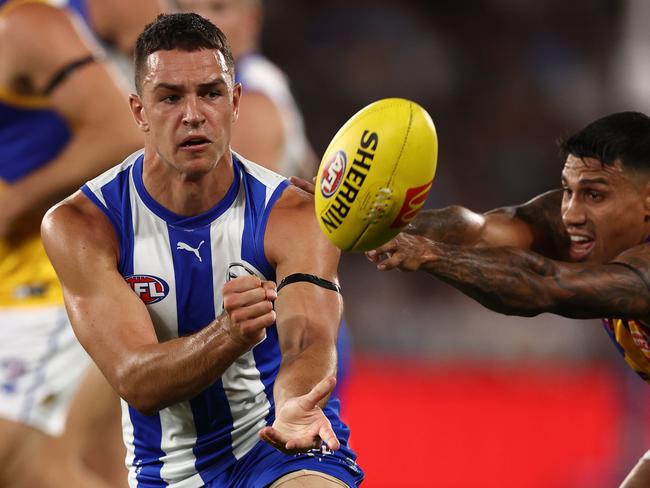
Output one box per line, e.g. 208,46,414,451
132,48,240,178
561,155,650,263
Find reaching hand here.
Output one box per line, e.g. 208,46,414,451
366,232,437,271
259,376,340,455
289,176,315,195
222,275,277,349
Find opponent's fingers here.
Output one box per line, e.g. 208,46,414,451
375,251,404,271
289,176,316,194
366,238,399,260
298,376,336,410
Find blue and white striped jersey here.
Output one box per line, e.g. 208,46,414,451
81,150,353,487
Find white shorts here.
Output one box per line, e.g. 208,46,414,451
0,306,89,436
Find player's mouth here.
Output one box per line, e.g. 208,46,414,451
179,136,212,151
568,234,595,261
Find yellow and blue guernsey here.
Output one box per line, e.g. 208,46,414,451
602,318,650,382
0,0,90,308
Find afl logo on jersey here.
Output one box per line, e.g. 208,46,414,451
125,275,169,304
320,150,347,198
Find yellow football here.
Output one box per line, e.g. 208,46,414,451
315,98,438,252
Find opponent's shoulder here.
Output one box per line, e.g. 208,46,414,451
1,2,94,88
490,189,566,257
42,191,118,262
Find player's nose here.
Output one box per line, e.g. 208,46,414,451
181,96,205,127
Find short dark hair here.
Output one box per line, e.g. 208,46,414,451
560,111,650,172
134,13,235,94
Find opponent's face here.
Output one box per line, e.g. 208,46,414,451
130,48,240,178
176,0,258,58
561,155,650,263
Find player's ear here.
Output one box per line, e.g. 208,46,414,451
231,82,242,123
129,93,150,132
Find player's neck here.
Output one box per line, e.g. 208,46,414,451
141,151,235,217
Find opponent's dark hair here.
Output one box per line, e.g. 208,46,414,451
560,111,650,172
134,13,234,94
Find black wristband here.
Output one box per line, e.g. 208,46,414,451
277,273,342,294
44,55,97,95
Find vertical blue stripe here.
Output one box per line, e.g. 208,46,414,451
239,170,288,425
167,224,237,477
240,171,289,280
95,164,165,487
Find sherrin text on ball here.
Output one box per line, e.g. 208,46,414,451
314,98,438,251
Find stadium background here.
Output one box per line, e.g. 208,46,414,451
258,0,650,486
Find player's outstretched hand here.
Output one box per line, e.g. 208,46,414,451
259,376,340,455
222,275,277,349
289,176,315,195
366,232,436,271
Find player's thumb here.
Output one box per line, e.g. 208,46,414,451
302,376,336,409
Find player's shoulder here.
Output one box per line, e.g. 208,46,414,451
42,190,117,257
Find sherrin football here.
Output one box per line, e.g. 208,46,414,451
314,98,438,252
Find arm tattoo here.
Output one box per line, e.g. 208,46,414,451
407,206,484,245
424,242,650,319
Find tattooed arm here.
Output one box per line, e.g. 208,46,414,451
368,237,650,320
408,190,568,256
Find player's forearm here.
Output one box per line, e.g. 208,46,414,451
115,315,248,415
273,341,337,410
421,242,650,319
407,206,486,245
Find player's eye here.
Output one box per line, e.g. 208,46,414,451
205,91,221,99
162,94,180,104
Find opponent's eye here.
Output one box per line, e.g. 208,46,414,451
585,190,603,202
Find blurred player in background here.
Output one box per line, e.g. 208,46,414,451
174,0,316,177
0,0,169,486
176,0,353,398
366,111,650,488
43,13,362,487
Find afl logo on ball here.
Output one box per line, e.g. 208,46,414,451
320,150,347,198
125,275,169,304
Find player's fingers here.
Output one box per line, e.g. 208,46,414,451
261,280,277,301
223,285,272,310
318,425,340,451
223,274,262,293
259,427,289,453
299,376,336,410
284,435,322,453
229,300,274,322
239,311,276,332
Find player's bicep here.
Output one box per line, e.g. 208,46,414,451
42,200,158,384
267,190,342,353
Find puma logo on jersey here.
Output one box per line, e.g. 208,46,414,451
176,240,205,262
